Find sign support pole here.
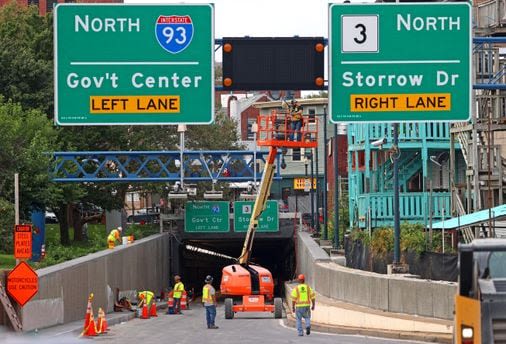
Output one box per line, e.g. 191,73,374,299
393,123,400,264
14,173,19,265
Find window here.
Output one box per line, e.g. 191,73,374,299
46,0,57,12
247,118,256,140
292,148,302,161
307,108,316,123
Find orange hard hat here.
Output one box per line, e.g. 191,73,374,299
298,274,305,281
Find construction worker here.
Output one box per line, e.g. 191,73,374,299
202,275,219,329
173,275,185,314
137,290,154,309
291,274,315,337
289,99,304,141
107,226,122,249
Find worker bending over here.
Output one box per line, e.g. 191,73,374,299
291,274,315,337
107,226,122,249
137,290,154,309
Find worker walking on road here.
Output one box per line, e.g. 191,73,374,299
107,226,122,249
202,275,219,329
173,275,185,314
291,274,315,337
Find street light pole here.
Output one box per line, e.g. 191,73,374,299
315,135,321,235
310,149,315,232
252,122,259,193
178,124,187,190
322,107,328,241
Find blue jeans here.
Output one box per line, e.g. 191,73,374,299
174,297,181,314
290,120,302,141
295,307,311,335
205,305,216,327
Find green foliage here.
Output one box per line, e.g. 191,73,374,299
325,195,349,246
124,224,159,240
0,198,14,254
34,224,108,269
0,253,15,269
350,222,435,257
0,3,53,113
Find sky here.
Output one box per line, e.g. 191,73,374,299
123,0,372,38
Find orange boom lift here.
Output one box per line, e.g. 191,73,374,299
220,110,318,319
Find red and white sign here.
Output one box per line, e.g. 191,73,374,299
7,261,38,307
14,224,32,260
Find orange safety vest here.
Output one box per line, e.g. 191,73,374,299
202,284,213,304
291,283,315,308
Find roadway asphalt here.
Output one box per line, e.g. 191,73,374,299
0,303,434,344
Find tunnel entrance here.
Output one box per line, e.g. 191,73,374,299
180,237,296,298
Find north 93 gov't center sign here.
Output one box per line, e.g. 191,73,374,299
54,4,214,125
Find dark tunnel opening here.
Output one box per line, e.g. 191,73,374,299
179,237,296,299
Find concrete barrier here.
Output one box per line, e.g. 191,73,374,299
296,231,457,320
21,233,170,332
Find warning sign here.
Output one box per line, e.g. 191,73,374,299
7,261,38,307
14,224,32,260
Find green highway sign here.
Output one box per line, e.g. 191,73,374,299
329,3,471,122
54,4,214,125
233,200,279,233
185,201,229,233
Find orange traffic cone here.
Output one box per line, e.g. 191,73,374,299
140,302,150,319
149,301,158,317
181,291,187,310
96,307,108,334
80,293,98,337
81,310,98,337
166,292,174,314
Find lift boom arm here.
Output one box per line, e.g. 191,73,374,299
238,147,278,265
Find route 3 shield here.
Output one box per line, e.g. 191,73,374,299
156,15,194,54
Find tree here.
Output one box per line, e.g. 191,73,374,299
0,3,53,114
0,100,58,252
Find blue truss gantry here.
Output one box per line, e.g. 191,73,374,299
51,150,280,183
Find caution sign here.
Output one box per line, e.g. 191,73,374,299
7,261,38,307
350,93,451,112
14,224,32,260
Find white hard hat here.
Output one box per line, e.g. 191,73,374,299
118,226,123,231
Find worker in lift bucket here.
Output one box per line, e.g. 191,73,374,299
291,274,315,337
172,275,185,314
202,275,219,329
107,226,122,249
289,99,304,141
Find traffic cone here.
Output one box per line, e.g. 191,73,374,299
149,301,158,317
80,293,97,337
181,291,187,310
140,302,150,319
96,307,108,334
81,310,98,337
166,292,174,314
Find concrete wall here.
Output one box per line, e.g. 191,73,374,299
21,233,170,332
296,231,457,320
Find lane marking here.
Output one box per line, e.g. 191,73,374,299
277,319,431,343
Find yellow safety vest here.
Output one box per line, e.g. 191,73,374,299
138,291,154,305
107,229,120,242
173,282,184,299
202,284,213,304
291,283,315,308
